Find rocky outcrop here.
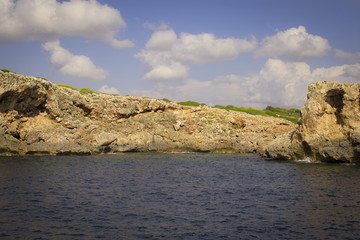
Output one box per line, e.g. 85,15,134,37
1,71,358,163
294,82,359,162
264,81,360,163
0,71,295,155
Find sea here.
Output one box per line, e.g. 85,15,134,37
0,153,359,240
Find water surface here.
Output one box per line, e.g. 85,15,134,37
0,153,359,239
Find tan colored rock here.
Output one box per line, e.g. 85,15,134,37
294,81,360,162
264,81,360,163
0,71,295,155
2,72,358,163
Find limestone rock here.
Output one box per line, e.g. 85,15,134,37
0,71,295,155
294,81,360,162
4,71,357,163
263,81,360,163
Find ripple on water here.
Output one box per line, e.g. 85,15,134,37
0,153,359,239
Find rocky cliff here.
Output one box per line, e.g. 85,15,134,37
295,81,359,162
1,71,358,163
0,71,295,155
264,81,360,163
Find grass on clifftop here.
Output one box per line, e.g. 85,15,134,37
166,99,300,123
214,105,300,123
57,84,78,91
79,88,99,95
177,101,206,107
0,69,15,73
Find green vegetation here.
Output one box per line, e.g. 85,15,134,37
177,101,206,107
161,98,171,102
0,69,15,73
57,84,78,91
213,105,300,123
264,106,301,123
79,88,99,95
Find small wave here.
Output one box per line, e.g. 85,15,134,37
100,152,125,155
341,162,358,166
294,157,312,163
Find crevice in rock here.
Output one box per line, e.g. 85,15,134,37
74,103,92,116
302,141,312,156
0,87,47,117
325,89,345,125
10,132,21,140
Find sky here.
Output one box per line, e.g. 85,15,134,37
1,0,360,108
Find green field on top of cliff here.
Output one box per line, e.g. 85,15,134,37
214,105,300,123
171,101,300,123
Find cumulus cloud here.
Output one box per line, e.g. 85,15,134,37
99,85,120,94
144,62,189,81
335,49,360,63
131,59,360,108
255,26,330,61
0,0,133,48
135,29,256,81
43,40,108,80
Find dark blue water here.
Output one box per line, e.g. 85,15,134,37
0,153,359,240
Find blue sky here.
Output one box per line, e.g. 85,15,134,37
1,0,359,108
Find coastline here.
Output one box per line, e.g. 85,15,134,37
1,71,359,163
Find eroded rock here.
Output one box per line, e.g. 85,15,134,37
0,71,295,155
3,71,357,162
295,81,360,162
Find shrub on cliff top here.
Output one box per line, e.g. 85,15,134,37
0,69,15,73
178,101,206,107
36,77,49,81
58,84,78,91
80,88,99,95
214,105,300,123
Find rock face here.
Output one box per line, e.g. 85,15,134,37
294,81,360,162
1,72,358,163
0,71,295,155
264,81,360,163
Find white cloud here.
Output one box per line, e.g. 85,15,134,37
335,49,360,63
173,32,256,64
144,62,189,81
0,0,133,48
131,59,360,108
99,85,120,94
43,40,108,80
146,30,177,50
255,26,330,61
312,64,360,82
135,29,256,81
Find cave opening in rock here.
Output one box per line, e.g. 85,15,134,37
0,88,47,117
326,89,345,125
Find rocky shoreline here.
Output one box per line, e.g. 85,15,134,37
0,71,359,163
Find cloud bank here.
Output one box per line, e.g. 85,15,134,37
135,29,256,81
132,59,360,108
0,0,133,48
99,85,120,95
255,26,330,61
43,40,108,80
335,49,360,63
